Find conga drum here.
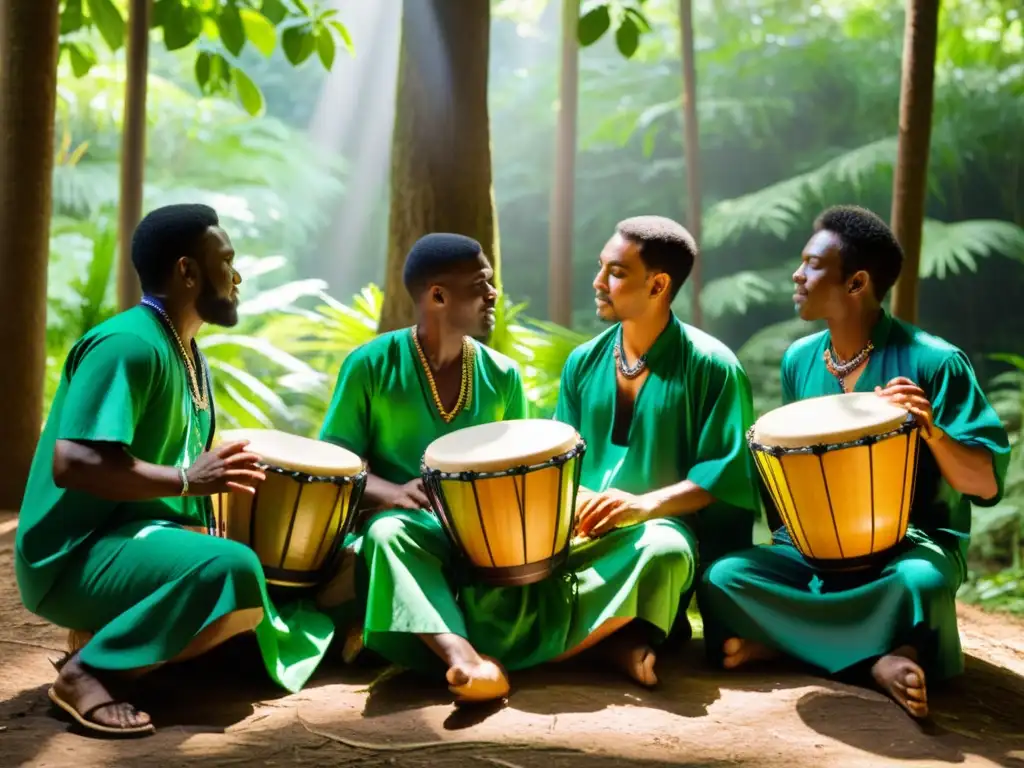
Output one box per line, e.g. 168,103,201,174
747,392,921,571
211,429,367,589
421,419,586,587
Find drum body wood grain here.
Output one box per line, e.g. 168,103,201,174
748,393,921,571
210,429,367,589
422,419,585,587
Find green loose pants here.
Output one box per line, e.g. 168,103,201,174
355,509,697,674
700,527,964,681
31,520,335,692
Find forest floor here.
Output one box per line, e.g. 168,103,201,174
3,510,1024,768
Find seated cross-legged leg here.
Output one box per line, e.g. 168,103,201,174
700,534,962,719
359,508,509,703
35,520,268,735
554,518,697,688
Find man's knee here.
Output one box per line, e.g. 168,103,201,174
700,552,754,595
201,538,264,586
636,519,697,570
364,512,415,552
890,553,955,603
363,510,447,559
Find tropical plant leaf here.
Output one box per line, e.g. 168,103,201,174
702,137,898,248
674,269,786,321
920,219,1024,279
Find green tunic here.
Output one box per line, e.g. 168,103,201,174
700,309,1011,680
555,317,762,630
319,328,697,673
15,306,333,692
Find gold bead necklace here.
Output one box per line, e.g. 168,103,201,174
141,298,209,412
411,326,474,423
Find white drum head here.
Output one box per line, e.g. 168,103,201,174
216,428,364,476
423,419,581,473
751,393,911,449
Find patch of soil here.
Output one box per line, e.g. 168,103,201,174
2,511,1023,768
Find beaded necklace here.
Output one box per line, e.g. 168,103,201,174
140,296,209,412
613,326,648,379
823,340,874,393
412,326,475,423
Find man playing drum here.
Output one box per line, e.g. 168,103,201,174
554,216,763,680
320,232,704,702
700,205,1010,719
15,205,335,737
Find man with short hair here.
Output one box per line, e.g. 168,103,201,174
321,232,698,702
700,205,1010,720
16,204,335,737
554,215,763,675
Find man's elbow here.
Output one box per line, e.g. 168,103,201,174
959,464,1000,502
52,440,104,489
52,441,79,488
973,475,1000,502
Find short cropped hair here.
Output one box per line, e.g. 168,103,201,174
616,216,697,302
132,204,220,293
402,233,483,297
813,205,904,299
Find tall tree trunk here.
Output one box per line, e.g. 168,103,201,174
547,0,578,328
889,0,940,324
116,0,151,310
0,0,61,510
678,0,703,328
378,0,497,333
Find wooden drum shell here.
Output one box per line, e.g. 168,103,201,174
211,467,364,588
750,420,921,570
208,429,367,590
427,450,583,586
422,423,586,587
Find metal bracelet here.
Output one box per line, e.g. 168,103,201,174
179,466,189,496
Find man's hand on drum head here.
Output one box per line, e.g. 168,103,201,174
187,440,266,496
575,488,653,539
875,377,939,440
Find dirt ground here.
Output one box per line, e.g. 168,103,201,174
2,511,1024,768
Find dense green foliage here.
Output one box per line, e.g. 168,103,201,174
59,0,352,116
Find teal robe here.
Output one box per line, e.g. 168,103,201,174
555,316,762,638
320,328,695,672
700,309,1011,680
15,307,334,693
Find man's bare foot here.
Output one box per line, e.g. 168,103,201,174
445,656,510,704
598,631,658,687
48,655,153,736
871,647,928,719
722,637,779,669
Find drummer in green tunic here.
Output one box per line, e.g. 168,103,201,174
320,233,702,703
15,205,334,737
700,205,1010,719
554,216,762,679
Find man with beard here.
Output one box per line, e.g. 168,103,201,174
700,205,1010,719
15,204,334,737
320,233,698,703
553,216,762,679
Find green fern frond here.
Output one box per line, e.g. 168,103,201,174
920,219,1024,279
674,270,785,321
702,137,897,248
